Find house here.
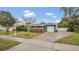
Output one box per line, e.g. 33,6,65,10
30,23,57,32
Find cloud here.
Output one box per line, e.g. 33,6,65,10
55,19,61,23
46,12,53,16
52,15,56,18
42,19,48,23
18,19,24,21
23,10,36,17
46,12,56,18
35,19,41,24
23,10,30,13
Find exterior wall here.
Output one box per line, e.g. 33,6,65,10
0,26,14,31
0,26,6,31
57,28,68,32
30,26,43,29
43,26,47,32
30,25,56,32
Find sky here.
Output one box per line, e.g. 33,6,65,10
0,7,64,23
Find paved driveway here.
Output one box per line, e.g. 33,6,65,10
7,43,53,51
0,32,72,51
32,32,72,42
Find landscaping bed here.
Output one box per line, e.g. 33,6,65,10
0,38,20,51
55,33,79,46
11,32,41,39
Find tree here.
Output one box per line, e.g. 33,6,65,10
0,11,16,34
60,7,79,32
60,7,69,17
22,16,36,32
58,17,70,28
60,7,75,17
40,21,46,24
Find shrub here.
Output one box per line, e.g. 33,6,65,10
55,29,58,32
67,25,79,33
16,25,27,31
67,26,75,32
12,29,15,31
74,28,79,33
29,29,43,33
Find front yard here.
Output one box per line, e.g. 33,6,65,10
0,38,20,51
11,32,41,39
0,31,41,39
55,33,79,46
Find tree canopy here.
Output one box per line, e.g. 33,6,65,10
0,10,16,34
59,7,79,32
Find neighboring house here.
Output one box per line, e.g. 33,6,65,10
0,25,14,31
0,25,6,31
57,28,68,32
30,23,57,32
15,20,25,26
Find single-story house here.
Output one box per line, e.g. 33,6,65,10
30,23,57,32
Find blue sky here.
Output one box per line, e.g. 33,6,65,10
0,7,64,23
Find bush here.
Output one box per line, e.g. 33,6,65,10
12,29,15,31
16,25,27,31
67,25,79,33
67,26,75,32
29,29,43,33
74,28,79,33
55,29,58,32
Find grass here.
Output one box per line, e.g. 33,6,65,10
55,33,79,46
0,31,41,39
11,32,41,39
0,38,20,51
0,31,14,35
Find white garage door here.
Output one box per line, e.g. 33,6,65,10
47,26,54,32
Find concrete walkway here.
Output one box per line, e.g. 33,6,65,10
0,32,73,51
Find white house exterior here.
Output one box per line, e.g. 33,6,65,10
30,23,57,32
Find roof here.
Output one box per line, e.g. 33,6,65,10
46,23,56,26
31,24,45,26
31,23,56,26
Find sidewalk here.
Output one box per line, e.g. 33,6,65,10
54,43,79,51
7,43,54,51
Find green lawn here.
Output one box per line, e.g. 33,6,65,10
0,38,20,51
0,31,41,39
11,32,41,39
0,31,14,35
55,33,79,46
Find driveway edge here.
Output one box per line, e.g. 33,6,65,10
54,43,79,51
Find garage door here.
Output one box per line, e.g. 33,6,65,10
47,26,54,32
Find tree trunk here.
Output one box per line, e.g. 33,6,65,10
6,25,9,35
27,24,31,32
